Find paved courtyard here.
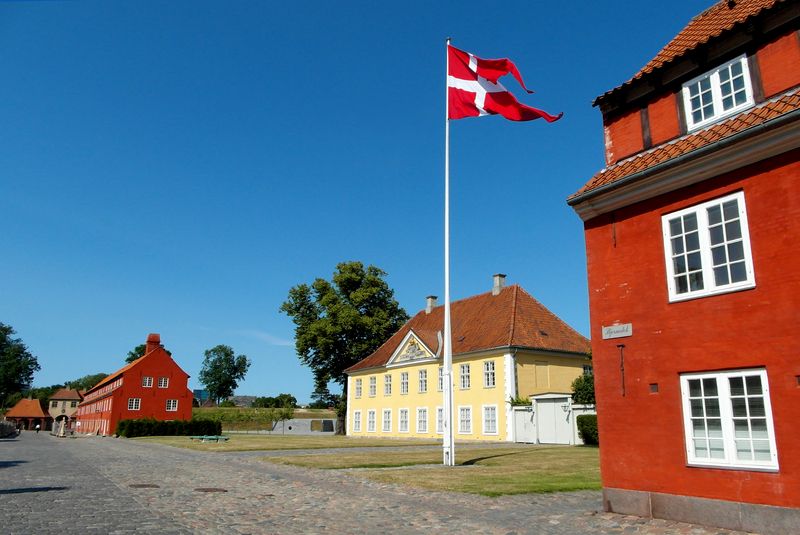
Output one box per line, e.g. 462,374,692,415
1,432,750,534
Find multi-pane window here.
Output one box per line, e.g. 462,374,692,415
142,376,153,388
418,370,428,393
382,409,392,432
680,369,777,470
368,376,377,397
166,399,178,412
51,400,58,408
400,372,409,395
128,398,141,411
158,377,169,388
384,374,392,396
417,408,428,433
438,367,444,391
682,55,753,131
353,410,362,432
483,361,496,388
70,401,77,408
458,406,472,434
483,405,498,434
583,365,594,376
436,407,444,433
399,409,409,432
355,379,362,398
367,410,376,432
460,364,470,389
662,191,754,301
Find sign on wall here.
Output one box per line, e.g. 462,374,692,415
602,323,633,339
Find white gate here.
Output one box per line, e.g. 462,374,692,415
534,395,573,444
513,407,536,443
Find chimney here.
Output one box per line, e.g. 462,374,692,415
426,295,438,314
145,333,161,354
492,273,507,296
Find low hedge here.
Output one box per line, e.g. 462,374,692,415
116,418,221,438
576,414,599,445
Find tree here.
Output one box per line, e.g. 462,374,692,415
571,372,595,405
66,373,108,392
0,323,41,408
252,393,297,408
126,342,171,364
198,345,251,404
280,261,409,430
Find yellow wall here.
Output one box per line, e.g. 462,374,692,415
347,351,508,441
515,351,588,399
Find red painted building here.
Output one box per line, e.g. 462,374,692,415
76,333,193,435
568,1,800,532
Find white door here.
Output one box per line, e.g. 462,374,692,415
536,398,572,444
513,408,536,443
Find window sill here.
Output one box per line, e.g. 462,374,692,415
668,281,755,303
686,461,779,473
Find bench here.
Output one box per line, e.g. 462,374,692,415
189,435,229,443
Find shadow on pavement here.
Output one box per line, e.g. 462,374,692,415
0,486,69,494
0,460,29,469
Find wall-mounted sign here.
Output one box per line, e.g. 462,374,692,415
602,323,633,340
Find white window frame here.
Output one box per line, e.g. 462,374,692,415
458,405,472,434
353,410,362,432
400,372,409,395
680,368,778,471
166,399,178,412
368,376,376,397
460,363,470,389
355,378,362,398
382,409,392,432
142,376,153,388
418,369,428,393
437,367,444,391
367,410,376,432
483,360,496,388
398,408,409,433
482,404,498,435
158,377,169,388
128,398,141,411
682,54,754,131
662,191,755,302
436,406,444,434
384,374,392,396
416,407,428,433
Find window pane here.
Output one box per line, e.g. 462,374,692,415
736,440,753,460
728,241,744,262
734,419,750,438
700,78,711,91
707,205,721,225
745,375,762,395
751,419,768,439
709,439,725,459
735,91,747,106
722,95,733,109
676,275,688,294
694,439,709,458
687,251,702,270
690,399,704,417
731,61,743,76
692,419,706,437
732,398,748,417
711,245,727,265
689,271,705,291
684,213,698,232
688,379,702,397
730,262,747,282
748,397,765,417
671,237,684,255
725,221,742,241
702,378,717,396
709,225,724,245
714,266,730,286
722,200,738,220
753,440,771,461
707,418,722,437
674,256,687,274
729,377,744,396
705,398,720,417
669,218,682,236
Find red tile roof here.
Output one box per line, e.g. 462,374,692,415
49,388,83,401
598,0,781,103
346,285,590,373
572,90,800,199
5,398,47,418
85,355,145,394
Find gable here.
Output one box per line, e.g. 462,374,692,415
386,330,438,367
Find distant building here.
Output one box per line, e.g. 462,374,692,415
568,0,800,531
48,388,84,433
75,333,193,435
4,397,51,431
192,389,210,406
345,275,590,443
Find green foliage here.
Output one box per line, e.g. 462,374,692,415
219,399,236,407
198,345,251,404
280,261,409,398
508,395,531,406
571,373,595,405
126,342,171,364
0,323,41,408
116,418,222,438
66,373,108,392
252,393,297,408
576,414,599,445
26,384,64,411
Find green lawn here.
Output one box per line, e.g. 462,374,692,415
265,445,601,496
133,434,439,452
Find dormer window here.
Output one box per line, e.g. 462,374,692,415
682,55,753,131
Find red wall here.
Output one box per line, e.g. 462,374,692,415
757,31,800,99
647,92,681,146
583,149,800,507
604,108,644,165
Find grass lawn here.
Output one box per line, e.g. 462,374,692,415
266,445,600,496
132,434,439,452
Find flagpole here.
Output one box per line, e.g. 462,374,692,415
443,37,455,467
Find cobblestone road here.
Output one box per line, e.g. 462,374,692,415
1,433,751,534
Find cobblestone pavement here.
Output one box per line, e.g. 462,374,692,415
1,433,752,534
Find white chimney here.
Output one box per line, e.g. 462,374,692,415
492,274,507,296
426,295,438,314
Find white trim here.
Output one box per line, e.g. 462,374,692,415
682,55,754,132
418,369,428,393
483,359,496,388
482,404,499,435
385,330,438,368
383,373,392,396
504,352,516,441
457,405,472,434
381,408,392,433
416,407,428,434
127,398,141,411
368,376,377,397
436,406,444,434
158,377,169,388
459,363,471,390
142,376,153,388
367,409,376,433
166,399,178,412
398,408,410,433
352,410,362,433
354,378,362,398
400,372,409,395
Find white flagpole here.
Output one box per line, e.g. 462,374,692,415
442,37,455,467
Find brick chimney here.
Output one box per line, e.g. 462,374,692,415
426,295,438,314
145,333,161,354
492,273,507,296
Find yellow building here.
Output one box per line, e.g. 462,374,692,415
345,275,591,441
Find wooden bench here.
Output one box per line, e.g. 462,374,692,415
189,435,229,443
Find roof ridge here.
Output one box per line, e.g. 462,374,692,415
515,286,590,343
507,285,519,345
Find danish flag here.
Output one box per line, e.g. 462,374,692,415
447,45,562,122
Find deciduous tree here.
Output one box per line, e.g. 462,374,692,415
198,345,251,404
125,342,171,364
0,323,41,408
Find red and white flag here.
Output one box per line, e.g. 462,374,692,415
447,45,562,122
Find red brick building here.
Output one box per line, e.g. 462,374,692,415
568,1,800,532
75,333,193,435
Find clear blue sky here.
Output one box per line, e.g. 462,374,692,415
2,0,712,401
